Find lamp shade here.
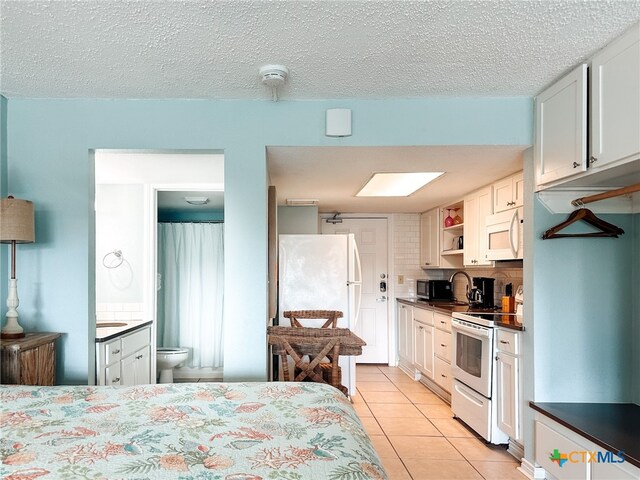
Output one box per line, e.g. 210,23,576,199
0,198,35,244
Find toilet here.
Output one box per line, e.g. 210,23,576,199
156,347,189,383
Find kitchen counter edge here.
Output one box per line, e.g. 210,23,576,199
397,298,524,331
530,401,640,469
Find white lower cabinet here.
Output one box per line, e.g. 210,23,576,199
433,315,452,393
413,317,434,380
397,302,413,368
434,356,451,393
535,416,640,480
496,329,521,442
97,325,152,386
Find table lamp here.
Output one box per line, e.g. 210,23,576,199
1,196,35,339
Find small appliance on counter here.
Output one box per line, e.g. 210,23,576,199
469,277,495,309
514,284,524,316
416,279,453,301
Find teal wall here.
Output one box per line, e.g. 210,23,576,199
1,96,7,312
4,97,532,384
532,202,634,402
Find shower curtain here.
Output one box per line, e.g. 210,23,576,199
157,222,224,369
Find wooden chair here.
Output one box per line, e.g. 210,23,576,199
268,326,351,395
283,310,343,328
282,310,344,385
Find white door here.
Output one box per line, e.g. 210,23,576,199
322,218,388,364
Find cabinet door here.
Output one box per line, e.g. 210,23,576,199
496,352,519,440
120,353,137,386
493,177,514,213
105,362,122,386
134,345,151,385
591,23,640,169
420,208,440,268
463,194,478,266
398,303,412,362
464,186,493,266
413,322,434,380
535,64,587,190
512,172,524,209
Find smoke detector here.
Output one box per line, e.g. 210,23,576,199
259,64,289,101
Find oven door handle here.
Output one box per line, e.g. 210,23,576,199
454,382,484,407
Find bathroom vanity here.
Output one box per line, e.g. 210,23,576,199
95,321,152,386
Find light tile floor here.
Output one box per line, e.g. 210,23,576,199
355,364,526,480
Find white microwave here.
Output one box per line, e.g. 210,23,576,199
485,207,523,260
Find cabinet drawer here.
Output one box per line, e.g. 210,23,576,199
496,329,519,355
104,338,122,365
434,313,451,332
535,421,587,480
122,327,151,357
434,328,451,360
434,356,451,392
413,307,434,326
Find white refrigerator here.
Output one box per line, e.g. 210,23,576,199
278,234,362,395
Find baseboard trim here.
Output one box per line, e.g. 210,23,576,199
173,366,223,380
508,439,525,462
518,458,546,479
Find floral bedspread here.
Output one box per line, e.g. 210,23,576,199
0,382,386,480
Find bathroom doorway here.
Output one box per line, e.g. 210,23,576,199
94,150,224,384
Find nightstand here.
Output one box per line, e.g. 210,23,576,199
1,332,61,385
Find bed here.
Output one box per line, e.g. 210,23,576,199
0,382,387,480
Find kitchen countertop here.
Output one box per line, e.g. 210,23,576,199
530,401,640,469
397,297,525,331
95,319,152,342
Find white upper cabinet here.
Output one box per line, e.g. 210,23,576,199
535,22,640,191
463,186,493,267
534,64,587,190
420,208,440,268
493,171,524,213
590,22,640,170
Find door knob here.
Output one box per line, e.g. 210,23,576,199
376,296,387,302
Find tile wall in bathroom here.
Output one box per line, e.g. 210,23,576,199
96,303,145,321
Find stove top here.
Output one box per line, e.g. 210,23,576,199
452,311,522,328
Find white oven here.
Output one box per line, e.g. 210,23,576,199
450,313,509,444
485,207,523,260
451,317,493,397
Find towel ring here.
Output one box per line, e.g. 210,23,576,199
103,249,123,269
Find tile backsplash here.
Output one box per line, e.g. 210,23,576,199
96,303,145,321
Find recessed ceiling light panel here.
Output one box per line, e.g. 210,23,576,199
185,196,210,205
356,172,445,197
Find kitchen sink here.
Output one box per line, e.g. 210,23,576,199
96,322,128,328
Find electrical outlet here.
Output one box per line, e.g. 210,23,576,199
398,275,404,285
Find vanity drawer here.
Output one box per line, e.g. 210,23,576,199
104,338,122,365
122,327,151,357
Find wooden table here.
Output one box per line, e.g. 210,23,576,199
268,326,365,395
1,332,61,385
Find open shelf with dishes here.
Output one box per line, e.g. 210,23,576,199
441,201,464,257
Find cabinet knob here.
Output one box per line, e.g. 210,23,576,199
500,340,510,344
572,161,580,168
112,349,120,354
112,377,120,383
424,262,431,265
136,354,143,359
440,343,446,347
589,156,598,165
441,374,446,378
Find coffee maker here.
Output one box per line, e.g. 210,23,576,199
471,277,495,309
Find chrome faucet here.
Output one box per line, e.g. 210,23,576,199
448,270,474,304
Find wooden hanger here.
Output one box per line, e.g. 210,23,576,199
541,207,625,239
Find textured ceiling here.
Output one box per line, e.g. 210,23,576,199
1,0,639,99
